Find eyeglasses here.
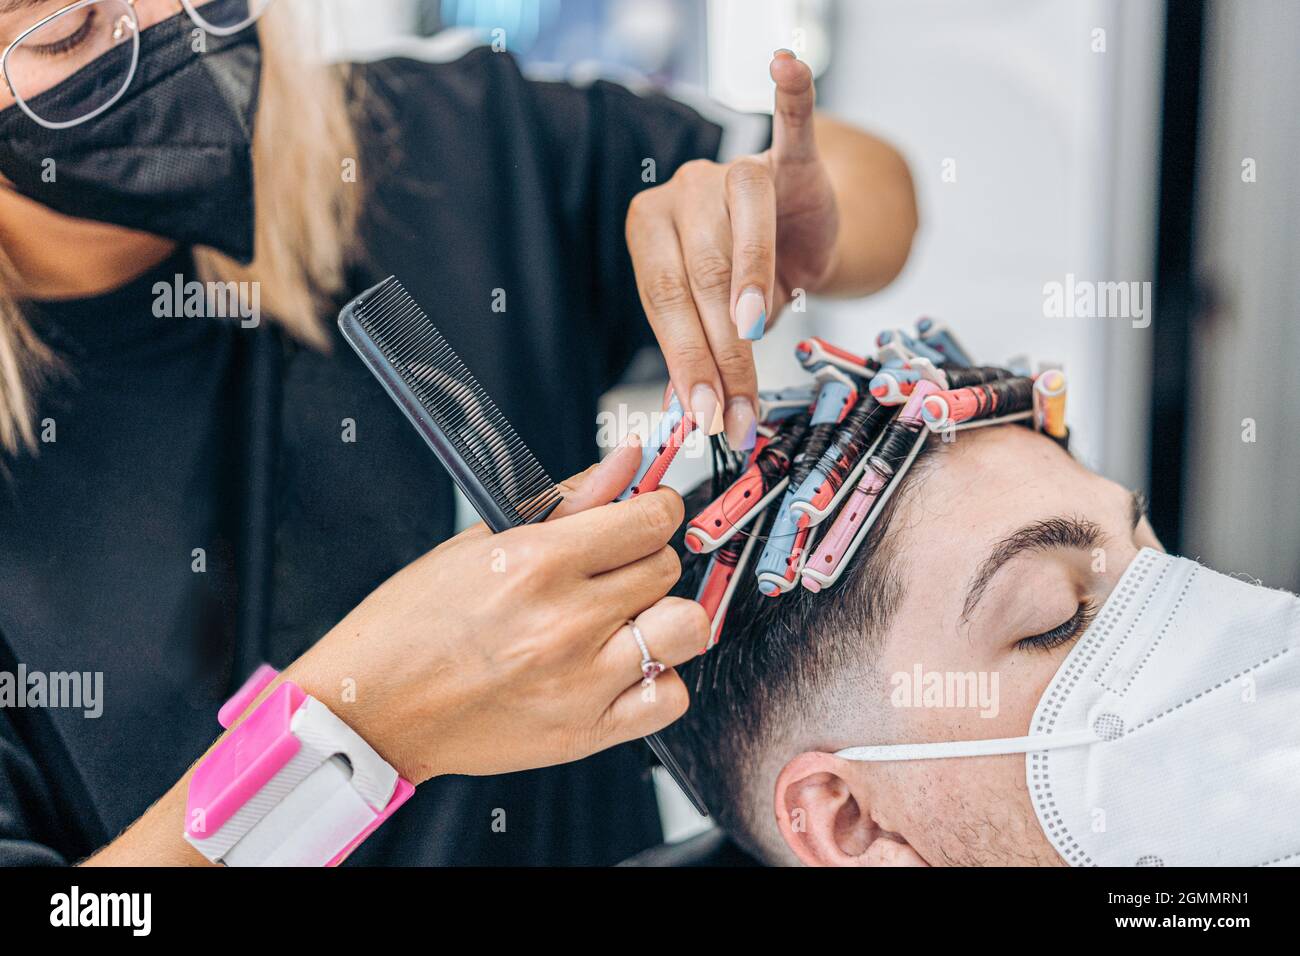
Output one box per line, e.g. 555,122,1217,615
0,0,273,130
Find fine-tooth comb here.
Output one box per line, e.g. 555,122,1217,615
339,276,710,816
339,276,563,532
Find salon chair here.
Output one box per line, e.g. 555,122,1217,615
617,828,762,867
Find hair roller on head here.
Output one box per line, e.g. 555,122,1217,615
685,412,809,555
684,320,1072,642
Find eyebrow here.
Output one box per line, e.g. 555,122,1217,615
960,515,1104,622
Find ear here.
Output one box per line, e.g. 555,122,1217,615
773,751,929,867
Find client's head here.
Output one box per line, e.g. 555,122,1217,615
664,423,1162,866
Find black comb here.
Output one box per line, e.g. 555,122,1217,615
339,277,563,532
339,277,710,816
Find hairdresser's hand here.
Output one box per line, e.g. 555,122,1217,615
282,442,706,784
626,50,839,449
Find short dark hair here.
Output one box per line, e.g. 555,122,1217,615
662,442,941,861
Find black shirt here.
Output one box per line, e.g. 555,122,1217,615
0,49,722,865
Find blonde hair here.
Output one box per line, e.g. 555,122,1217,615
0,0,360,453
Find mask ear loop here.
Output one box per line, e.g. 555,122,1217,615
835,728,1100,762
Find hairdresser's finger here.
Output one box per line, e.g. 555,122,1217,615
627,184,724,434
601,667,690,742
726,159,776,341
674,183,760,450
711,160,774,450
770,50,819,167
675,200,737,441
586,544,684,626
548,439,642,519
594,597,709,694
541,488,685,576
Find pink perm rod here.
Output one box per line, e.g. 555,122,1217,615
802,381,939,592
802,470,888,592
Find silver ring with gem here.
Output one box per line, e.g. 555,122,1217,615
630,620,666,683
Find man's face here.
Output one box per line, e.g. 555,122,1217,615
774,425,1163,866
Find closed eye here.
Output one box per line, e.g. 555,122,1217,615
26,8,97,58
1016,600,1096,653
962,515,1104,623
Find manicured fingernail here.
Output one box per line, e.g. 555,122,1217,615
735,287,767,341
774,48,797,59
725,399,757,451
691,385,724,437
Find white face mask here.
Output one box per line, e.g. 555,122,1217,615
836,548,1300,866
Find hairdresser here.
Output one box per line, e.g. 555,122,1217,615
0,1,916,866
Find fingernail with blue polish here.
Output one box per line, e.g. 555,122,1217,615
736,287,767,342
725,399,758,451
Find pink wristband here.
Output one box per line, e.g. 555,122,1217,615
185,667,414,866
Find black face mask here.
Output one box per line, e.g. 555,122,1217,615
0,4,262,264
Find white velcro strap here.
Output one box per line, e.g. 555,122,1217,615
188,695,400,866
223,757,378,867
289,697,398,811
